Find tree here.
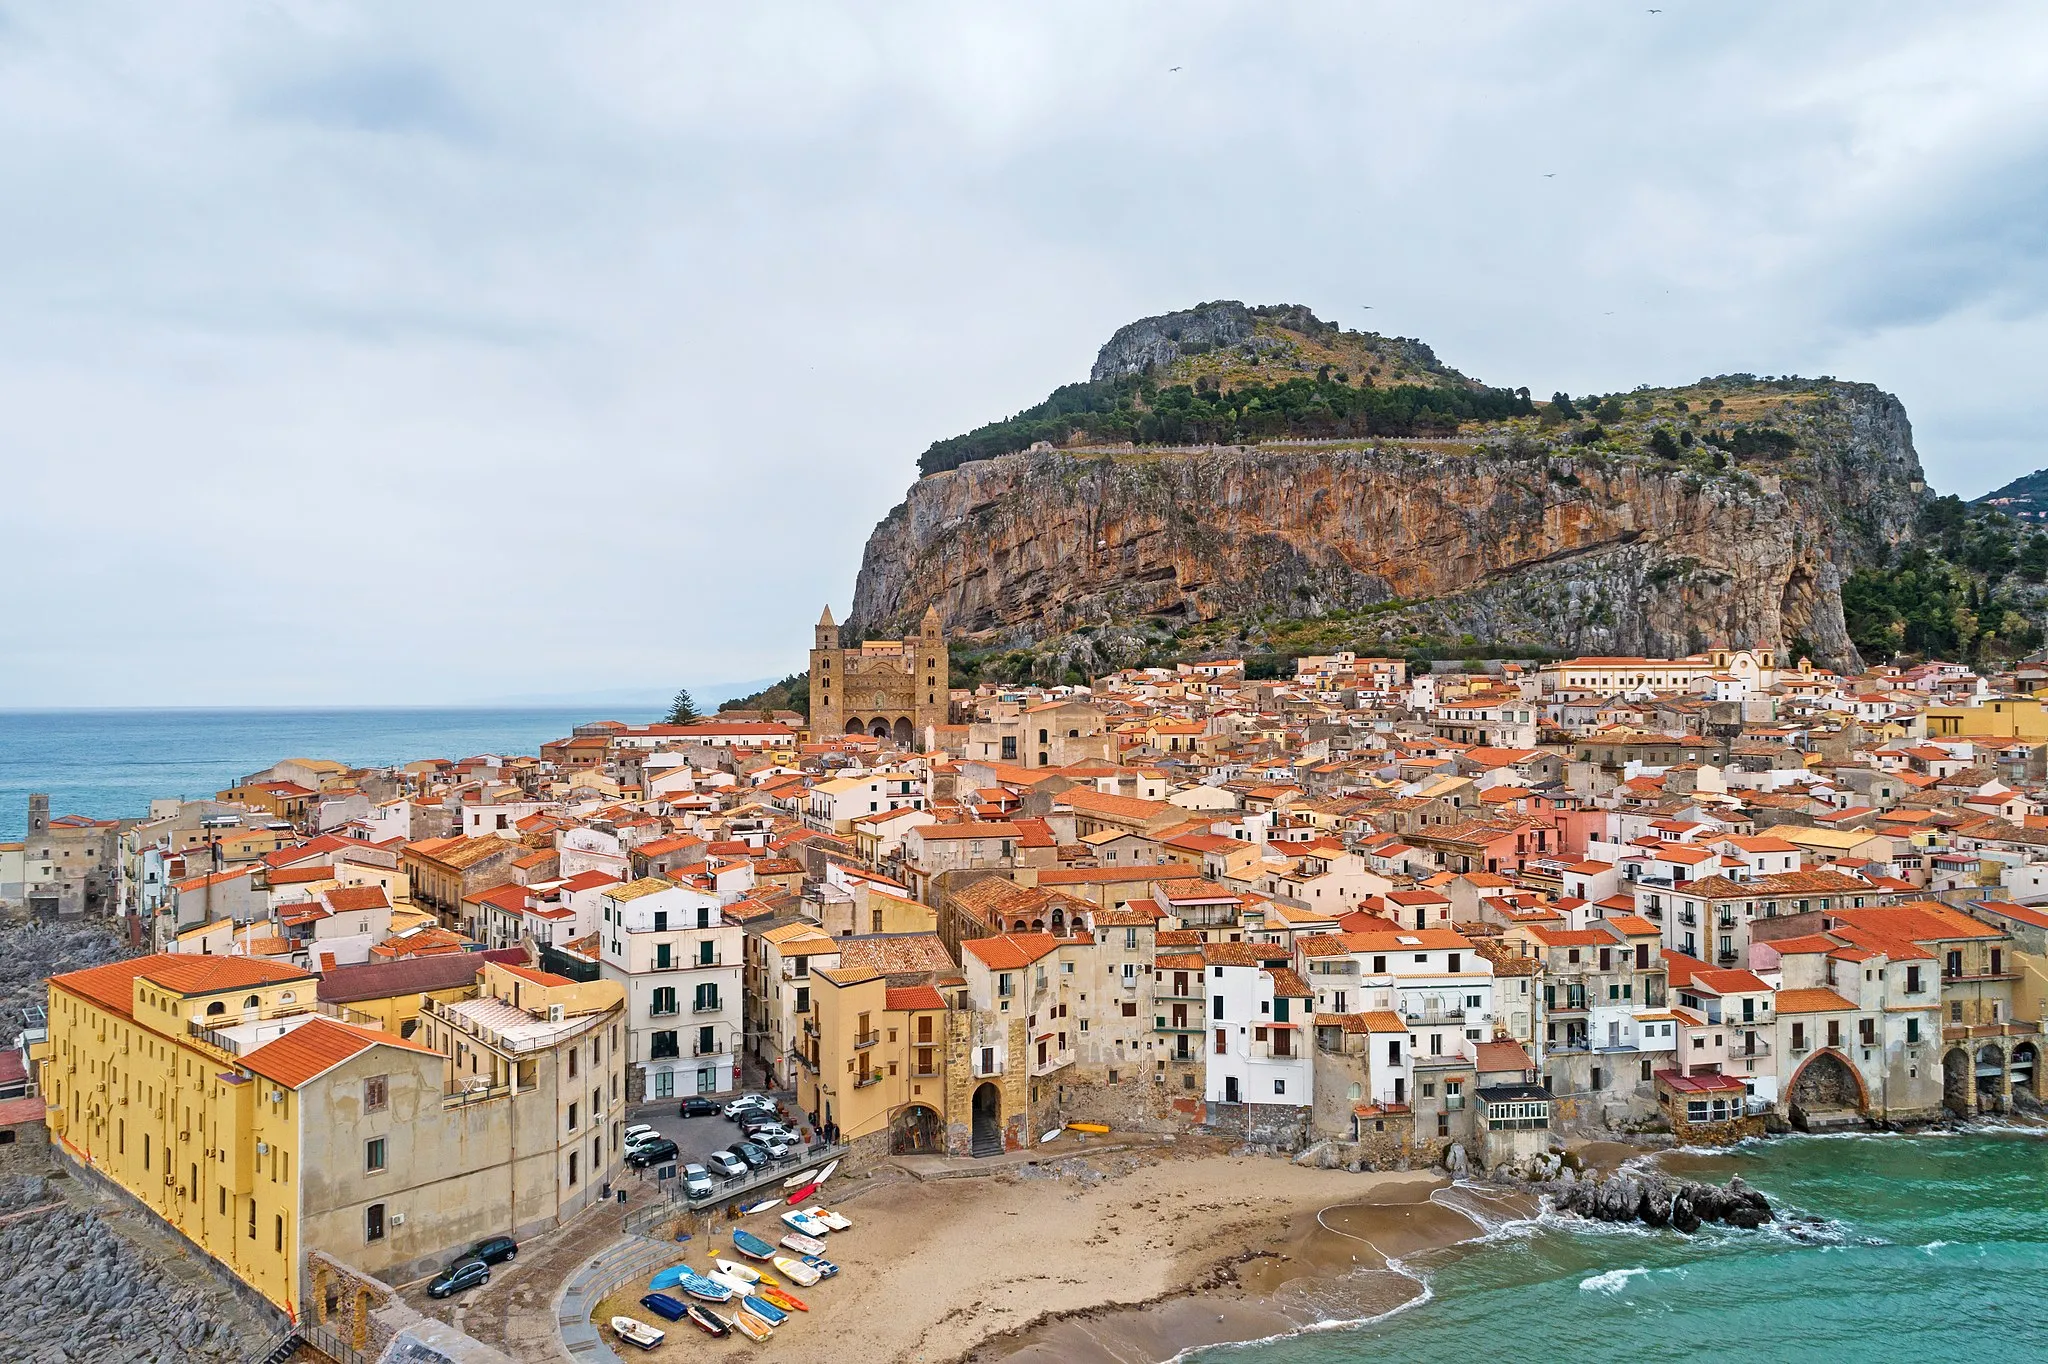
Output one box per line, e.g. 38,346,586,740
665,689,700,724
1649,428,1682,460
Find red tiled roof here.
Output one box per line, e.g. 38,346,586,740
885,985,946,1012
241,1017,435,1089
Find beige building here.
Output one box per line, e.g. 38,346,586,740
810,605,950,744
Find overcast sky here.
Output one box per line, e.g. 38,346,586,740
3,2,2042,708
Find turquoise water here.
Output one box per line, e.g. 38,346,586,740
1223,1132,2047,1364
0,707,641,839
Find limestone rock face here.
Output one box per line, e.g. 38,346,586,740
848,384,1923,668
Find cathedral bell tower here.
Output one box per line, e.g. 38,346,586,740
809,606,841,735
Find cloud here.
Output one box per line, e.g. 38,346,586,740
0,1,2043,705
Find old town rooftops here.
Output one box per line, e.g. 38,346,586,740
240,1015,437,1089
50,954,315,1019
961,932,1066,970
1771,988,1860,1015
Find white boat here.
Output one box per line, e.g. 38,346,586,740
781,1167,813,1189
772,1255,821,1287
812,1208,851,1232
782,1208,829,1237
815,1158,839,1184
713,1257,762,1284
609,1316,665,1351
707,1268,756,1298
781,1231,827,1257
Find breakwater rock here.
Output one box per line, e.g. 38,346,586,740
1546,1170,1772,1233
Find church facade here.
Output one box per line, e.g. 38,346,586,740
810,605,949,744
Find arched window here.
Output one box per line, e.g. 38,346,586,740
205,1002,226,1017
244,996,261,1009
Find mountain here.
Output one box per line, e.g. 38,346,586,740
1975,468,2048,519
847,302,1931,676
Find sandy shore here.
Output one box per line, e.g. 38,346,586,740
592,1142,1535,1364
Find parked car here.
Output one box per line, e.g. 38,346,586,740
627,1137,680,1169
461,1235,519,1266
731,1140,771,1171
738,1114,796,1138
723,1095,775,1120
742,1124,799,1149
682,1163,715,1201
428,1260,489,1299
704,1149,748,1178
679,1096,718,1118
623,1125,661,1148
760,1134,800,1161
638,1293,690,1322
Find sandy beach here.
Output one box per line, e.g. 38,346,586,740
593,1141,1537,1364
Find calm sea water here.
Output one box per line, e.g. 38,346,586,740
0,708,644,840
1221,1131,2047,1364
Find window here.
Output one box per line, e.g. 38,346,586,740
1214,1028,1227,1055
364,1075,387,1112
1212,995,1224,1020
365,1203,385,1242
568,1048,578,1078
1273,1079,1286,1095
276,1214,285,1253
699,940,716,965
1906,1018,1920,1044
568,1151,579,1186
652,986,677,1016
656,944,673,969
366,1138,386,1172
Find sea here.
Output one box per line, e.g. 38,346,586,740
1215,1130,2046,1364
0,707,645,841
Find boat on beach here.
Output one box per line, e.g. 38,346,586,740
781,1231,827,1256
800,1253,840,1278
786,1181,819,1204
772,1255,821,1286
609,1316,664,1351
812,1207,852,1231
742,1197,780,1214
714,1257,764,1283
674,1268,734,1303
684,1303,730,1338
707,1268,755,1298
731,1310,773,1342
782,1208,830,1237
731,1227,779,1261
739,1293,789,1327
756,1283,807,1312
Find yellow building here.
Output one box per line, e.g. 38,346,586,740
1926,697,2048,740
797,968,958,1158
43,952,625,1322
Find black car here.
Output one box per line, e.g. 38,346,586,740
731,1140,771,1171
679,1096,718,1118
627,1136,680,1169
462,1235,518,1266
639,1292,690,1322
428,1259,489,1299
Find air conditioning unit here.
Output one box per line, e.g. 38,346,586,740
268,1089,285,1104
256,1141,269,1155
391,1212,405,1225
549,1005,565,1023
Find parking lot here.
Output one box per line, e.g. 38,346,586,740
618,1088,823,1200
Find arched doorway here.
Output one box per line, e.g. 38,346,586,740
1942,1047,1973,1116
1787,1050,1867,1127
893,716,914,746
971,1082,1002,1156
844,717,865,735
1976,1043,2008,1106
2011,1042,2037,1101
890,1104,942,1155
869,717,891,740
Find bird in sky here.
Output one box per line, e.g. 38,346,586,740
1544,173,1556,178
1648,8,1662,12
1169,65,1181,71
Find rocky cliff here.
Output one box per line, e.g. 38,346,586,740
849,313,1928,670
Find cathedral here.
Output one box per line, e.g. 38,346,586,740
809,605,949,744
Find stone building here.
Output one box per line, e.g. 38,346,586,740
22,794,120,917
810,605,949,744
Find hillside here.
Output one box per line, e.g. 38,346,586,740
1976,467,2048,521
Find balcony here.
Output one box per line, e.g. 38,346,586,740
692,999,724,1014
1677,911,1698,927
1717,916,1738,930
853,1031,880,1050
1029,1048,1076,1078
853,1071,882,1089
1717,952,1739,966
1401,1008,1465,1024
788,1048,817,1073
1155,990,1203,1002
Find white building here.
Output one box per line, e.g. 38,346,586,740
597,877,745,1098
1202,943,1314,1110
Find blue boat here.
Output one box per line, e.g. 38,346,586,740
638,1293,690,1322
648,1265,690,1291
674,1269,733,1304
801,1254,840,1278
739,1293,788,1327
731,1228,778,1261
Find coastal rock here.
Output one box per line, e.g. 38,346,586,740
1544,1171,1771,1233
1444,1144,1469,1177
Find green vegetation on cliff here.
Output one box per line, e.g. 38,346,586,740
917,372,1535,476
718,672,810,719
1843,496,2048,665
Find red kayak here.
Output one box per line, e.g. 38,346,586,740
786,1183,818,1205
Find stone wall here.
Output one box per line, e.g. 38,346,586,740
0,1115,51,1175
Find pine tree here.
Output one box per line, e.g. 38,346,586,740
665,689,700,724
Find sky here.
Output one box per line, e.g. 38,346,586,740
2,2,2044,707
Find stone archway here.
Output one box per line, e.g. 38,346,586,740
845,717,866,736
1942,1046,1973,1116
893,716,914,746
2011,1042,2037,1101
1787,1049,1867,1126
971,1081,1002,1155
890,1103,943,1155
1976,1042,2008,1106
869,717,891,740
